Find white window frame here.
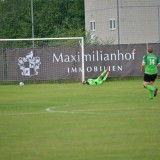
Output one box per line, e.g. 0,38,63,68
90,20,96,31
109,18,116,30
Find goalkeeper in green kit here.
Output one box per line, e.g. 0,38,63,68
83,67,109,85
141,47,160,99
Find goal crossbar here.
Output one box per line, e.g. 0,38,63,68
0,37,84,41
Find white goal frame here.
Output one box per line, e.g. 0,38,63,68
0,37,85,82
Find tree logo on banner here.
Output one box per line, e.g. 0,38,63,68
18,51,41,76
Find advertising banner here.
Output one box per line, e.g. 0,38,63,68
84,44,147,78
6,46,82,81
2,43,160,81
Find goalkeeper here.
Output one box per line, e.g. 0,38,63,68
83,67,109,85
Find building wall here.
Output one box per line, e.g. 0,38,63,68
84,0,118,43
84,0,160,44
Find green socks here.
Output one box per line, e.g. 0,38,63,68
146,85,155,91
146,85,155,99
100,70,107,77
148,90,154,99
103,75,108,81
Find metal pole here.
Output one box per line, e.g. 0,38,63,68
81,37,85,82
117,0,120,44
31,0,34,47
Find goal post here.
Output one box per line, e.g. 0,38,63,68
0,37,85,84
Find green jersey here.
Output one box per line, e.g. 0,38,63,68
142,53,160,75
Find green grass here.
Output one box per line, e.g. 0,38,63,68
0,79,160,160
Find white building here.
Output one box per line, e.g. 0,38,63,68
84,0,160,44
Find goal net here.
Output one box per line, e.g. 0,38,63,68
0,37,85,84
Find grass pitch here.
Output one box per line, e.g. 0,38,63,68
0,79,160,160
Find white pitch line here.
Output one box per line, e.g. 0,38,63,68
0,111,47,116
0,105,159,116
45,106,160,114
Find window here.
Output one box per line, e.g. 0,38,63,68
109,18,116,30
90,21,96,31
